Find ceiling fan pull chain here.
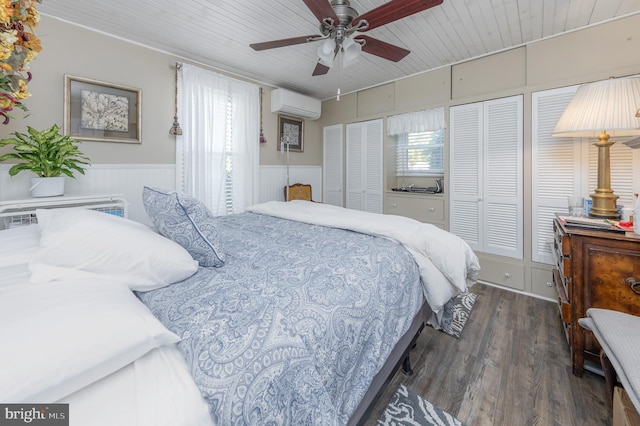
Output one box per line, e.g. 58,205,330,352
337,52,342,101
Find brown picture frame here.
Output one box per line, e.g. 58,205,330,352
64,75,141,144
277,115,304,152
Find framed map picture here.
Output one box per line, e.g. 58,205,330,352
64,75,141,143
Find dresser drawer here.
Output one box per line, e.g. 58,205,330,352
553,268,571,323
585,243,640,314
553,223,572,278
384,194,444,223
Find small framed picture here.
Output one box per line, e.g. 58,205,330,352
64,75,141,144
277,115,304,152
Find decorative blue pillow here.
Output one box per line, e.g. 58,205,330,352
142,187,225,267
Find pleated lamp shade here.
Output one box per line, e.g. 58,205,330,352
552,76,640,218
553,77,640,137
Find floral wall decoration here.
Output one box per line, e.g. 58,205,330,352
0,0,42,124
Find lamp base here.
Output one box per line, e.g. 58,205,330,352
589,190,620,219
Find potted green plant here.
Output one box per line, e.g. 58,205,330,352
0,124,90,197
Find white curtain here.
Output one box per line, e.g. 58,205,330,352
387,107,445,135
176,63,260,215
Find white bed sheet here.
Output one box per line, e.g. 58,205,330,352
0,224,39,288
59,345,214,426
0,224,214,426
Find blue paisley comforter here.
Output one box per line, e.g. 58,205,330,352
137,212,423,425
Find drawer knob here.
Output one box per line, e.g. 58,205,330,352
546,281,553,288
627,277,640,295
392,203,397,208
504,273,511,279
429,207,435,212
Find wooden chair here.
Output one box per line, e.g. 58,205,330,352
284,183,312,201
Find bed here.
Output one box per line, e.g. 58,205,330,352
0,189,479,425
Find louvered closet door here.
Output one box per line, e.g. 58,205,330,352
531,86,580,264
364,119,383,213
346,123,364,210
323,124,344,206
346,119,383,213
450,103,483,251
484,96,523,259
450,96,523,259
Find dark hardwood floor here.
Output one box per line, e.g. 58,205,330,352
363,283,611,426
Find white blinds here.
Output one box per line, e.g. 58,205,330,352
390,108,445,177
395,132,444,176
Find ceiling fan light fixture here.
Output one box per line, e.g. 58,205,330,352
342,37,362,67
317,39,336,67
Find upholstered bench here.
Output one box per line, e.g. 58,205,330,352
579,309,640,424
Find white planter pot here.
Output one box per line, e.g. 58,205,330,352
30,176,65,197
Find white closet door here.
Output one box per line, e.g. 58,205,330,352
450,96,523,259
346,123,364,211
323,124,344,206
346,119,383,213
450,103,483,251
364,119,383,214
484,95,523,259
531,85,580,264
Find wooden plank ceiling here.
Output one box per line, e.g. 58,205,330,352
38,0,640,100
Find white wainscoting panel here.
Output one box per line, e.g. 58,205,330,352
0,164,323,224
0,164,176,224
259,165,323,203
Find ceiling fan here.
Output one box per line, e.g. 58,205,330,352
250,0,444,76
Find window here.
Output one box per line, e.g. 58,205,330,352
387,107,445,178
176,63,260,216
396,129,444,177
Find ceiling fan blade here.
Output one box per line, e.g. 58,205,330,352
250,35,319,51
357,35,410,62
312,61,330,76
352,0,443,32
302,0,339,24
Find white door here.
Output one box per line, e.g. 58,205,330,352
450,95,523,259
531,85,580,264
323,124,344,206
346,119,383,213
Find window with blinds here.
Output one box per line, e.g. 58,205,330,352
396,130,445,177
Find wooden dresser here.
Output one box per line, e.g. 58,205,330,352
552,217,640,376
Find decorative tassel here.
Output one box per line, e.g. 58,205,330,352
169,63,183,136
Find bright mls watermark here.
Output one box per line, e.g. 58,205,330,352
0,404,68,425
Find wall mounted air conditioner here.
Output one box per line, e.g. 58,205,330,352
271,88,321,120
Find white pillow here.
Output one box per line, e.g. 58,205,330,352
29,208,198,291
0,280,180,403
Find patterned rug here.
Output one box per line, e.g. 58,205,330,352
377,384,466,426
436,291,478,339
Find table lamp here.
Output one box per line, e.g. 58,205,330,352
552,77,640,218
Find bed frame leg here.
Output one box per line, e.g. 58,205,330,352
402,355,413,375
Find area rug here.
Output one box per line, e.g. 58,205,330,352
377,384,466,426
435,291,478,339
